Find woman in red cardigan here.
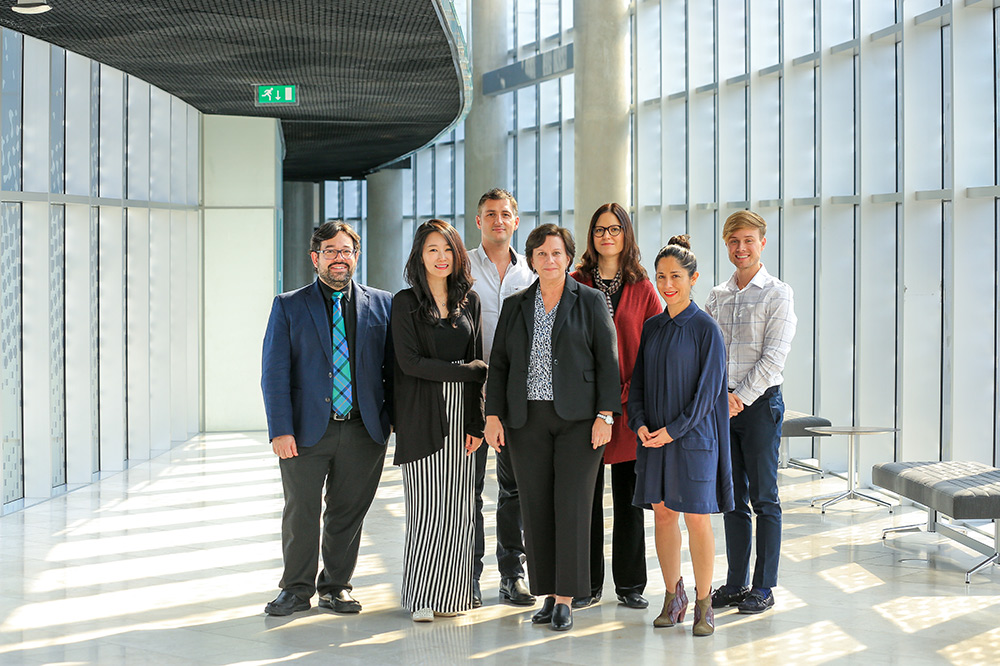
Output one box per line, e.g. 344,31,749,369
571,203,663,609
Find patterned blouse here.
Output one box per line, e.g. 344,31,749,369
527,287,559,400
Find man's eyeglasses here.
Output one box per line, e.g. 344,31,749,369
315,248,356,259
593,225,623,238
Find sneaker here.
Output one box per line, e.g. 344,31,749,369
737,589,774,615
711,584,750,609
412,607,434,622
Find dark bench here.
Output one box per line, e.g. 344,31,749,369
872,460,1000,583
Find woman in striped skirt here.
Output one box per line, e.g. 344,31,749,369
392,219,487,622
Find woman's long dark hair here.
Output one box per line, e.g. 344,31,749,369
575,202,648,283
403,219,474,327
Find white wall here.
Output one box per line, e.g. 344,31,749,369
201,115,282,431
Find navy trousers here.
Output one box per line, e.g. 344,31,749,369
723,386,784,590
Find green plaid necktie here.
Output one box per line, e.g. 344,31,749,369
330,291,352,416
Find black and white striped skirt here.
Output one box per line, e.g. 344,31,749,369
400,379,476,613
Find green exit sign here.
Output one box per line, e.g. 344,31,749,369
256,85,298,106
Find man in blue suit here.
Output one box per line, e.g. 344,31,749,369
261,220,393,616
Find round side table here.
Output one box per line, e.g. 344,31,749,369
806,426,898,513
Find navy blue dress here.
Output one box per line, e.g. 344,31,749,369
628,301,735,514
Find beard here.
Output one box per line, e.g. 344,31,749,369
318,262,354,290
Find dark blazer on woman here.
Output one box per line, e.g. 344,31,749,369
391,288,487,465
486,278,620,428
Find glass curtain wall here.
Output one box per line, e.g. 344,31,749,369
637,0,999,478
329,0,1000,474
0,30,201,513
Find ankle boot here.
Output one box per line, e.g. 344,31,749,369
692,590,715,636
653,576,688,627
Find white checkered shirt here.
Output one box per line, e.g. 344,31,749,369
705,264,796,406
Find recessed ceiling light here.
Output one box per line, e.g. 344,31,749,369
12,1,51,14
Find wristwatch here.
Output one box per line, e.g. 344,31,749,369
595,413,614,426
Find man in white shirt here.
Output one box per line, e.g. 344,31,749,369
705,210,796,615
468,188,537,607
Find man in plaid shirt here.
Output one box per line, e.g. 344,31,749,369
705,210,796,615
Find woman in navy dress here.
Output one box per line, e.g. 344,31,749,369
627,235,734,636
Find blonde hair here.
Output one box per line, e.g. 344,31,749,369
722,210,767,240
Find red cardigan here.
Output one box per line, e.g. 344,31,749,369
571,271,663,464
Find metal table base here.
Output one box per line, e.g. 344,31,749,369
807,426,898,514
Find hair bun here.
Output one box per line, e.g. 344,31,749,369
667,234,691,250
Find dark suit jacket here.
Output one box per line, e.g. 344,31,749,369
261,279,393,447
485,278,620,429
391,288,486,465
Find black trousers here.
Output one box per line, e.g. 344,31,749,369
508,401,604,598
278,417,386,599
586,459,648,597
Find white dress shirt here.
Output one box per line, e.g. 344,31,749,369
468,244,536,363
705,264,796,406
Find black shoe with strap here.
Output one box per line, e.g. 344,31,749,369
616,591,649,609
710,584,750,609
318,589,362,614
571,590,602,609
737,588,774,614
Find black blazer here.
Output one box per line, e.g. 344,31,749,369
485,278,620,429
391,288,487,465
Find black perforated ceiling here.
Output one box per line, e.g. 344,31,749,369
1,0,466,181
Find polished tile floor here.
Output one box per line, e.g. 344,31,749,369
1,432,998,665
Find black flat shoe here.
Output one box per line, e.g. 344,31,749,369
265,590,310,616
531,597,556,624
551,603,573,631
617,591,649,609
500,577,536,606
318,589,361,614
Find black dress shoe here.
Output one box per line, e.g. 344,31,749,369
499,577,535,606
318,589,362,614
571,591,602,609
531,597,556,624
737,589,774,615
617,591,649,609
472,580,483,608
265,590,310,616
711,584,750,609
551,603,573,631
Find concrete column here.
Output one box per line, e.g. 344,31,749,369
573,0,630,245
202,114,281,431
282,181,321,291
365,169,407,293
463,0,509,243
